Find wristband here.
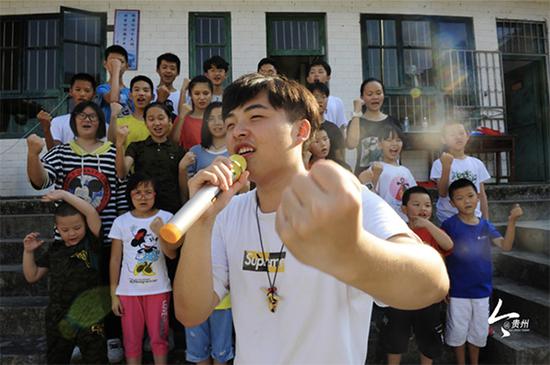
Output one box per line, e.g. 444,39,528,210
352,112,362,118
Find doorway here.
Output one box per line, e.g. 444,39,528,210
504,57,549,182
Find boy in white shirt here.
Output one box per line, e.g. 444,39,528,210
430,122,490,223
306,60,347,128
37,73,96,149
154,53,182,116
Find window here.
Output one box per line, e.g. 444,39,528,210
267,13,325,56
497,20,547,55
0,7,105,138
189,13,231,79
361,15,474,89
266,13,326,81
360,15,475,127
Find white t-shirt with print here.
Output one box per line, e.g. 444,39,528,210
430,156,490,222
375,162,417,222
211,187,411,365
154,89,181,115
109,209,173,296
50,114,75,144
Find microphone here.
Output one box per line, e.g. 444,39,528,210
160,154,247,244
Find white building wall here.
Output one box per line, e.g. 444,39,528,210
1,0,549,196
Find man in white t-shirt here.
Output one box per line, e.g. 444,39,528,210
172,74,449,364
155,53,182,116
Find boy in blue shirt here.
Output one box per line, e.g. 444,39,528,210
97,45,133,123
442,178,523,365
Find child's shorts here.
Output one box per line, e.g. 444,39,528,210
119,292,171,358
381,303,444,359
445,297,489,347
185,309,234,363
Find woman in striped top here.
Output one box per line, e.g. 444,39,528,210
27,100,126,245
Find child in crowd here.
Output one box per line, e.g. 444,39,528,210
359,124,416,221
307,124,331,168
203,55,229,102
430,121,490,223
346,78,402,175
23,189,109,364
381,186,453,365
306,82,346,163
37,73,96,150
109,173,176,365
154,52,182,115
305,60,347,128
257,57,279,77
97,45,133,123
172,75,213,150
181,102,228,176
442,178,523,365
27,100,126,362
116,102,187,214
108,75,154,147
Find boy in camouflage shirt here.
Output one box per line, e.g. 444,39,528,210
22,189,110,364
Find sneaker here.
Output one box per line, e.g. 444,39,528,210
107,338,124,363
71,346,82,361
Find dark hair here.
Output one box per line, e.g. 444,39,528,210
54,202,84,221
306,59,332,76
203,55,229,73
377,123,405,142
222,74,321,138
306,81,330,97
126,173,158,210
257,57,278,72
130,75,154,93
70,73,97,90
69,101,106,139
448,178,478,200
104,45,128,63
402,186,431,206
360,77,385,96
143,102,173,122
201,102,223,149
156,52,181,73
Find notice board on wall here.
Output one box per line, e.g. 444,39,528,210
113,9,140,70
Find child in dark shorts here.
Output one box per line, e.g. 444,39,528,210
22,189,109,364
381,186,454,365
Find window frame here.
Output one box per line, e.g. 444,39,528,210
266,13,326,56
188,12,232,79
360,14,475,95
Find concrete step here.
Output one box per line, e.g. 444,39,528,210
484,184,550,201
485,330,550,365
0,197,53,215
0,238,52,266
494,249,550,291
0,213,54,240
0,336,47,365
496,220,550,257
488,199,550,222
0,264,48,297
492,277,550,337
0,296,48,336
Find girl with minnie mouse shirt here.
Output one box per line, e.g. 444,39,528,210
108,173,175,365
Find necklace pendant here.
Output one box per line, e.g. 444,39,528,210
262,287,281,313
